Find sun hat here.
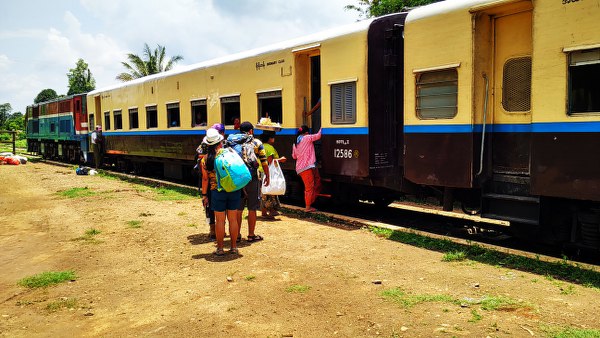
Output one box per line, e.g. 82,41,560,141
205,128,224,146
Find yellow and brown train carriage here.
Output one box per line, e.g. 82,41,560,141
86,13,408,202
404,0,600,249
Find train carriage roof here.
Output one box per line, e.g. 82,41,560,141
406,0,505,23
88,18,377,96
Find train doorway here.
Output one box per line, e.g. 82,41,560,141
491,9,532,175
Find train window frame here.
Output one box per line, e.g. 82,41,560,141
415,68,458,120
113,110,123,130
221,95,240,127
191,99,207,127
330,81,356,124
166,102,180,128
257,90,283,124
567,48,600,115
104,111,111,130
129,108,139,129
89,113,94,129
146,105,158,129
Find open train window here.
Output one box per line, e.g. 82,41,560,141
257,90,282,124
104,111,111,130
330,82,356,124
221,96,240,127
146,105,158,128
416,69,458,119
89,114,94,128
113,110,123,130
129,108,139,129
191,99,207,127
167,102,180,128
568,48,600,115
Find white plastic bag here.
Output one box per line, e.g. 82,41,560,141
261,160,286,195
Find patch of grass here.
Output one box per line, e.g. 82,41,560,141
245,275,256,281
542,325,600,338
72,228,102,243
178,211,187,216
17,271,76,288
46,298,77,312
85,228,101,236
57,187,95,198
154,187,194,201
442,251,467,262
286,285,311,293
369,227,600,289
139,212,154,217
479,296,526,311
380,288,457,308
469,309,482,322
127,220,142,228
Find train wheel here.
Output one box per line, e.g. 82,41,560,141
461,202,481,215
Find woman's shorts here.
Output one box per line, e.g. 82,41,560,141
211,189,242,212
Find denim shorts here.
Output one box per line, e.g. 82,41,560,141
211,189,242,212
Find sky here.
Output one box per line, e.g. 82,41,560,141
0,0,362,114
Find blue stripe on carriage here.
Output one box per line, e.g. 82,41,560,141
405,122,600,133
102,127,370,137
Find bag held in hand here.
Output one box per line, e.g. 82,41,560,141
261,159,286,195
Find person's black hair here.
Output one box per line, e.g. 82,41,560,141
296,125,310,144
240,121,254,133
205,143,219,171
259,131,275,143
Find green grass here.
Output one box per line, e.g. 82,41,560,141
126,220,142,228
17,271,76,288
57,187,96,198
442,251,467,262
85,228,101,236
369,227,600,289
286,285,311,293
380,288,458,308
542,326,600,338
245,275,256,281
468,309,482,322
46,298,77,312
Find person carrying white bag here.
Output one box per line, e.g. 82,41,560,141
259,131,286,219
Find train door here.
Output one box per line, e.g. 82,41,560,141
491,10,532,175
309,55,322,133
294,48,321,157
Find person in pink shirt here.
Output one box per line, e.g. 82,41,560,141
292,125,322,212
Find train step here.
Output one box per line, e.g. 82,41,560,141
482,193,540,226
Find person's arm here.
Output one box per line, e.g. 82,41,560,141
305,128,322,142
257,144,270,186
292,143,297,160
201,161,209,207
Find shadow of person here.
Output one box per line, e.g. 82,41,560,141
192,252,242,262
187,233,213,245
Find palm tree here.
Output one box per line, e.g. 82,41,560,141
116,43,184,82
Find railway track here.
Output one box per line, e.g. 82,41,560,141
42,158,600,267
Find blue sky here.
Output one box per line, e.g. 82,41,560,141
0,0,361,114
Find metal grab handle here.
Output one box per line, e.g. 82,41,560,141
476,73,489,176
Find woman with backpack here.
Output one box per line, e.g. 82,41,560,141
292,125,322,212
201,128,241,256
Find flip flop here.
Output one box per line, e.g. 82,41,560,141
246,234,264,242
213,248,226,256
229,248,239,255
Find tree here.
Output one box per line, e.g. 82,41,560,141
0,103,11,128
34,89,58,104
116,43,184,82
67,58,96,95
345,0,442,18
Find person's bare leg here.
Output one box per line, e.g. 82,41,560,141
214,211,226,252
247,210,257,237
227,209,239,250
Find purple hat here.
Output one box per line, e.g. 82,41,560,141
211,123,225,134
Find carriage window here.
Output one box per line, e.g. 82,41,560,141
167,102,180,128
104,111,111,130
257,90,282,124
416,69,458,119
129,108,139,129
568,48,600,115
331,82,356,124
89,114,94,128
221,96,240,126
113,110,123,130
503,57,531,112
146,105,158,128
191,99,207,127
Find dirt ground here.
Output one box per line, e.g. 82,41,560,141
1,161,600,338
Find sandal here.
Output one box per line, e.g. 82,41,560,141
229,248,239,255
208,234,216,242
246,234,264,242
213,248,226,256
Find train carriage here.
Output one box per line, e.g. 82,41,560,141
403,0,600,250
26,94,89,162
85,13,408,200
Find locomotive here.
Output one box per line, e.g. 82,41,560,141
26,0,600,253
